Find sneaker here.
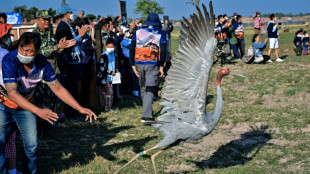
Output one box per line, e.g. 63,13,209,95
108,109,117,113
141,117,155,125
276,58,284,62
266,59,272,63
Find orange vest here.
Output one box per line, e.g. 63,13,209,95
0,85,19,109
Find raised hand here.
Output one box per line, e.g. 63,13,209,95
78,25,88,37
59,37,76,49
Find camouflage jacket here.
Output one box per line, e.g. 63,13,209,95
33,25,63,74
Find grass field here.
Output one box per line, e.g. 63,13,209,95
18,24,310,173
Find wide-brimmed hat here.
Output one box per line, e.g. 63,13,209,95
144,13,161,26
58,4,76,15
36,10,51,19
0,23,13,38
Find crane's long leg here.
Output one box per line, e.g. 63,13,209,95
151,149,164,174
114,146,158,174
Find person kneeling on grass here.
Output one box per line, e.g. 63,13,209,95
252,34,271,63
0,32,97,174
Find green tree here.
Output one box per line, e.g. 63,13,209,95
133,0,164,21
47,8,56,18
86,14,96,20
13,5,38,22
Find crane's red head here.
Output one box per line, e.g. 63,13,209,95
216,67,230,86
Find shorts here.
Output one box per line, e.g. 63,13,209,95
269,38,279,49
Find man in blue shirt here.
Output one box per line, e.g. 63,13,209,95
0,32,97,174
130,13,166,124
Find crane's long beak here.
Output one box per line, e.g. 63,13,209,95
230,70,247,78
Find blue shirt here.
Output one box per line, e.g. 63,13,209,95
120,38,131,58
132,26,167,65
252,42,267,57
2,50,56,99
0,47,9,89
101,50,115,82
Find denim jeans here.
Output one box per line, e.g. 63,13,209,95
237,38,245,57
230,44,242,59
0,103,38,174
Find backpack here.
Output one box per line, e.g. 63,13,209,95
247,45,254,57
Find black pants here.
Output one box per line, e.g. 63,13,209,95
64,64,81,118
80,62,93,108
246,55,270,64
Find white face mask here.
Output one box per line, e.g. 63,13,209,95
125,32,130,37
17,52,36,64
69,14,74,21
274,18,277,21
215,22,219,26
305,34,309,37
106,48,114,53
138,23,142,27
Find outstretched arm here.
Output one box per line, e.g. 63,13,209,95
46,79,97,122
5,82,58,124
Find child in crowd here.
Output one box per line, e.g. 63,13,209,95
302,31,309,55
96,39,117,112
267,14,283,62
293,29,303,56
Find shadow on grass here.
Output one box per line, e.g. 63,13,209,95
34,117,156,173
114,93,142,110
190,125,274,169
280,55,288,59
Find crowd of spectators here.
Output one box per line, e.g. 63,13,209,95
214,12,290,65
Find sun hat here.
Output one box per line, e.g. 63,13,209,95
144,13,161,26
58,4,76,15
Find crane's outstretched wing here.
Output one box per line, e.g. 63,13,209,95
161,2,217,118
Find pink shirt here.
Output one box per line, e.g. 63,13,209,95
253,14,264,29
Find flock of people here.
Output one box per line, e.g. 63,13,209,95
214,11,309,65
0,3,309,174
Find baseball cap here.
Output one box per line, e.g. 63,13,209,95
36,10,51,19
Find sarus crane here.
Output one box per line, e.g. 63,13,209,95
115,2,242,173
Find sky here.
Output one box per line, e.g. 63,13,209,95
0,0,309,20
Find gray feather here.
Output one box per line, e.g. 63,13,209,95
153,2,219,148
